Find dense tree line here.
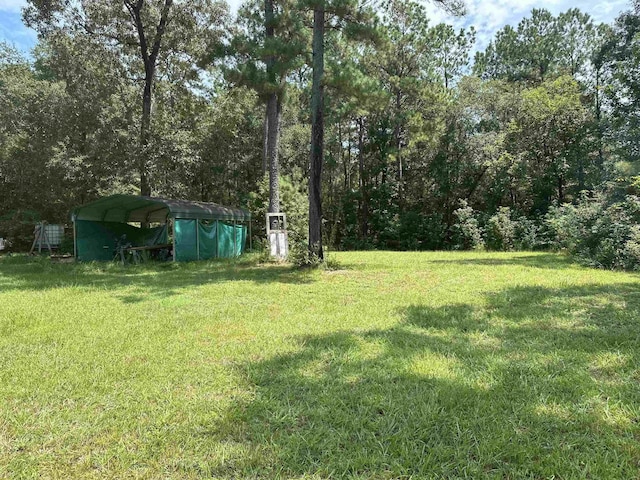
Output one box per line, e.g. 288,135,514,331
1,0,639,267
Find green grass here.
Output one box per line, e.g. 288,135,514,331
1,251,640,479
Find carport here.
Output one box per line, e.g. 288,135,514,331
71,194,251,262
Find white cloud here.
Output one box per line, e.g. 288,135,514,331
418,0,629,53
590,0,628,23
0,0,26,13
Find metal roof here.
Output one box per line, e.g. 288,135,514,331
72,194,251,223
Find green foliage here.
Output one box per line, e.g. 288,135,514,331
224,0,308,97
58,232,75,255
513,215,545,250
3,2,640,273
451,200,484,250
545,193,640,270
288,239,324,268
485,207,516,251
186,87,263,205
598,5,640,184
0,210,40,252
429,23,476,89
397,211,447,250
507,75,594,210
474,8,596,83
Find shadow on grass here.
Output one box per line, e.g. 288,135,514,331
324,252,586,274
423,253,581,270
0,255,314,300
195,282,640,478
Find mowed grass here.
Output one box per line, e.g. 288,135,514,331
1,251,640,479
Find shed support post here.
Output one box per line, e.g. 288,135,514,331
73,219,77,259
216,220,220,258
233,220,237,257
196,219,200,260
172,218,176,262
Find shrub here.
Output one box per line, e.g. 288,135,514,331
514,216,545,250
451,200,484,250
545,193,640,270
397,211,447,251
288,239,323,268
485,207,516,251
545,202,589,252
622,225,640,268
58,232,75,255
0,210,40,252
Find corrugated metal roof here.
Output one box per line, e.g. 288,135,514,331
72,194,251,223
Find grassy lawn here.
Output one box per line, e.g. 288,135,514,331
1,251,640,479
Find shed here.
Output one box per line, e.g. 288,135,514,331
71,194,251,262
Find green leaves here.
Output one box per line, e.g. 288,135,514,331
474,8,597,84
223,0,309,97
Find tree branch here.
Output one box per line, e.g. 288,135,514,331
150,0,173,66
130,1,150,70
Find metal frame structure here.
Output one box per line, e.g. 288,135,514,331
72,194,251,262
30,222,54,255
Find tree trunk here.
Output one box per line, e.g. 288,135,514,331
129,0,173,198
140,73,153,197
262,103,269,176
309,5,325,260
267,94,281,214
394,89,403,208
346,122,351,189
358,117,368,239
265,0,281,218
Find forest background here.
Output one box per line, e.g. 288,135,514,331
1,0,640,269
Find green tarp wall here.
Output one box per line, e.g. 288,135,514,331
198,221,218,260
75,220,168,261
174,219,246,261
174,219,197,261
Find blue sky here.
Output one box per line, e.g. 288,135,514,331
0,0,37,53
0,0,632,57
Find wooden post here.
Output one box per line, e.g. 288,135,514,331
29,226,39,254
29,222,53,256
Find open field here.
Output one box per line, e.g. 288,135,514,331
1,251,640,479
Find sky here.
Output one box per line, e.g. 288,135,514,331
0,0,632,57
